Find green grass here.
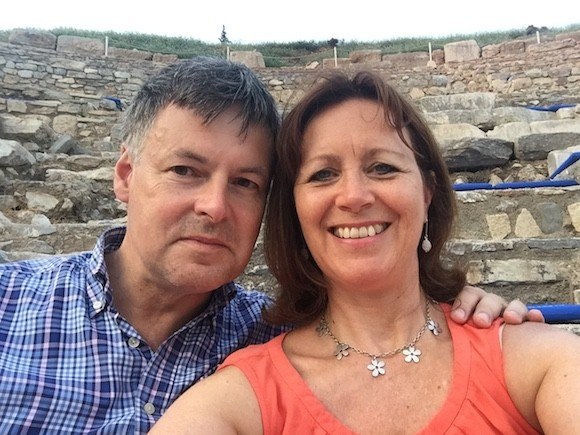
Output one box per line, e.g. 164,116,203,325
1,23,579,67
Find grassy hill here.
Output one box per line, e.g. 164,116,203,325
1,23,579,67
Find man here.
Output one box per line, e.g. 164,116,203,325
0,57,540,433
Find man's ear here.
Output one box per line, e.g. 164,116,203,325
113,146,133,203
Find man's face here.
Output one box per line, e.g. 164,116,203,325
114,104,272,295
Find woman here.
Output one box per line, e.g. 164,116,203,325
151,71,579,433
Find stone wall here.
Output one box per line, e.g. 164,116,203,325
1,32,580,310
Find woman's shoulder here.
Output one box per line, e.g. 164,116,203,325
502,321,580,432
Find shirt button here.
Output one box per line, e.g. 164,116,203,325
144,402,155,415
92,300,104,311
127,337,140,348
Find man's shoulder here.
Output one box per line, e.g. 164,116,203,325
232,284,274,302
0,252,92,290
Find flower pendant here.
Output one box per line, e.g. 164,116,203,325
402,346,421,363
334,343,350,360
367,358,386,377
427,319,441,335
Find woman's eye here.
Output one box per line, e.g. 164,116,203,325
309,169,335,182
372,163,396,175
171,166,194,176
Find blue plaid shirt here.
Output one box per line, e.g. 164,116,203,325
0,227,288,434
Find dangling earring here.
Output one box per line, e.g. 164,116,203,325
421,220,432,253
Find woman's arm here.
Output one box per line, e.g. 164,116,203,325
149,366,262,435
503,322,580,433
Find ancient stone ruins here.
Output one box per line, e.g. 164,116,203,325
1,29,580,318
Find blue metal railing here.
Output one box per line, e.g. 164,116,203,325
527,304,580,323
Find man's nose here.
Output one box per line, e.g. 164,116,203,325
193,179,228,222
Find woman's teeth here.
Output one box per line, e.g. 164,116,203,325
333,224,387,239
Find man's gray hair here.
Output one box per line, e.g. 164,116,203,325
121,56,280,159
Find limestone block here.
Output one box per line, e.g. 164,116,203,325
568,202,580,232
486,213,511,240
26,192,59,212
52,115,78,136
443,138,513,171
508,77,533,91
229,51,265,68
467,259,559,285
108,47,152,60
482,44,500,58
426,109,493,129
514,209,542,237
381,52,428,68
349,50,382,63
6,99,27,113
556,107,577,119
431,124,485,147
486,122,531,142
419,92,495,112
493,107,555,124
9,29,57,50
57,35,105,55
0,139,36,166
444,40,481,63
530,120,580,134
515,133,580,160
500,40,526,55
533,202,563,234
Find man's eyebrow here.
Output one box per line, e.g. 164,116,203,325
174,149,207,163
174,149,268,177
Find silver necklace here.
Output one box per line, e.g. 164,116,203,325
317,300,441,378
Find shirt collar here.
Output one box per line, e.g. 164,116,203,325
85,226,239,321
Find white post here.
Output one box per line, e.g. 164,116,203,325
226,45,230,60
428,42,432,61
334,46,338,67
536,30,540,44
105,36,109,56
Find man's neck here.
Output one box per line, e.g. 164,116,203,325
104,248,213,351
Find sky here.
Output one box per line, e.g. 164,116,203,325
2,0,578,44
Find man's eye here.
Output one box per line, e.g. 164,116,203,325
171,166,193,176
235,178,258,189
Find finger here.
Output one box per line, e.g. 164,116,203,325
526,308,545,323
449,285,488,324
501,299,529,324
470,292,508,328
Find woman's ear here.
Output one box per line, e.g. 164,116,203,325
113,146,133,204
423,170,435,212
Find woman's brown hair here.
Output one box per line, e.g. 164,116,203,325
264,70,465,326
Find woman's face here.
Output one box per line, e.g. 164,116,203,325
293,99,432,291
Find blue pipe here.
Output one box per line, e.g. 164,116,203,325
549,151,580,179
453,179,578,191
527,304,580,323
453,150,580,191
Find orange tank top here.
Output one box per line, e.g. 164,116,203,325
219,305,540,434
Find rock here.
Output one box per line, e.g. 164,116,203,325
443,138,513,171
9,29,57,50
0,139,36,166
444,40,481,62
